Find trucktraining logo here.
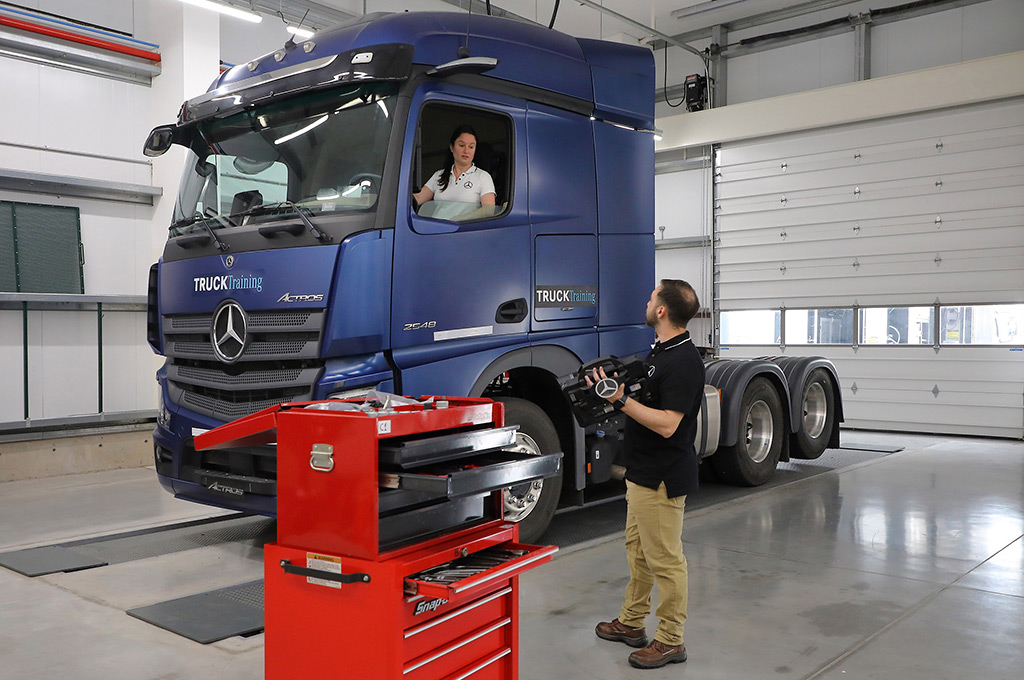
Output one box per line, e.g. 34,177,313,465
193,274,262,293
535,286,598,308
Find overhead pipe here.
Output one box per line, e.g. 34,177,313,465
0,14,160,63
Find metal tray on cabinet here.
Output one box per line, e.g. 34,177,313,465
379,451,562,500
379,426,519,468
404,542,558,600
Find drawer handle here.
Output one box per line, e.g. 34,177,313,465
451,547,557,594
403,618,510,675
280,559,370,584
453,647,511,680
405,587,512,639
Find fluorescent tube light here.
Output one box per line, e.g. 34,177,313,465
178,0,263,23
274,114,329,145
671,0,745,20
287,25,315,40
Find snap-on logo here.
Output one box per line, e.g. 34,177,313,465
414,598,448,615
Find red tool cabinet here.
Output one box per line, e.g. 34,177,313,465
195,396,561,680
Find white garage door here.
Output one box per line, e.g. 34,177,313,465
715,98,1024,438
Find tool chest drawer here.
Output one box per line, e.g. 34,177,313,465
380,452,562,499
379,426,519,468
404,543,557,601
403,617,511,680
404,586,512,661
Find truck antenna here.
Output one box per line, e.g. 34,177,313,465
284,9,311,49
459,0,472,58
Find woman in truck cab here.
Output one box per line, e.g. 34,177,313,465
413,125,497,220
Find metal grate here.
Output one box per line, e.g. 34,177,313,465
181,391,286,419
177,365,303,386
216,580,264,610
67,515,276,565
248,310,312,326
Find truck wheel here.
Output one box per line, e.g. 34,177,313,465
792,368,835,460
495,397,563,543
711,377,784,486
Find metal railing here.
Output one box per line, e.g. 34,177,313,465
0,293,156,438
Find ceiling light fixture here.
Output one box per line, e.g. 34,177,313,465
178,0,263,24
671,0,746,20
287,25,315,40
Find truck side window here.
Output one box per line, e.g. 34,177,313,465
413,104,512,223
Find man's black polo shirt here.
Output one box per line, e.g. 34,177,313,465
623,330,706,498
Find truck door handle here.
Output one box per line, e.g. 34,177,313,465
496,298,528,324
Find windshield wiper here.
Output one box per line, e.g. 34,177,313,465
169,212,230,251
233,201,332,243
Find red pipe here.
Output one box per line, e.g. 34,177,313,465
0,15,161,63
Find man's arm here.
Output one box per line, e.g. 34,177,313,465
587,367,684,439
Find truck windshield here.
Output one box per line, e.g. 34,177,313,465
171,83,398,227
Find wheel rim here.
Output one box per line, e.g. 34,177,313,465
803,382,827,439
745,400,774,464
503,432,545,523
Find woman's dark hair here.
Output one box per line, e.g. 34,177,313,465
438,125,478,192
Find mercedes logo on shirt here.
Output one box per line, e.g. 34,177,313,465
211,301,247,363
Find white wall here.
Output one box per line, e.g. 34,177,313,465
0,0,220,422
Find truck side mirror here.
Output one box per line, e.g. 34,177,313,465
143,125,177,158
426,56,499,78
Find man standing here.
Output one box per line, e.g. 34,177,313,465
591,280,705,669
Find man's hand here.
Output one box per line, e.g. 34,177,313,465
584,366,624,403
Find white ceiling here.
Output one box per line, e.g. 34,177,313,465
269,0,884,47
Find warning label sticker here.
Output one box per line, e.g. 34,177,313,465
306,552,343,589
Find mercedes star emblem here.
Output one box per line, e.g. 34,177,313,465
224,255,235,268
595,377,619,399
211,301,247,363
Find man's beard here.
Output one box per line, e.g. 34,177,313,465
645,308,657,328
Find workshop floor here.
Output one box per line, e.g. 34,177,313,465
1,431,1022,679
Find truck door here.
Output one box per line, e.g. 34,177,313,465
392,88,530,394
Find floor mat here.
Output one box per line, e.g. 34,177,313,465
0,546,107,577
127,580,264,644
839,441,905,453
0,514,272,576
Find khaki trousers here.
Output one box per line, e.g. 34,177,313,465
618,480,688,646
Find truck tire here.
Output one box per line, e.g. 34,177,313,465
495,397,563,543
792,368,835,460
711,377,784,486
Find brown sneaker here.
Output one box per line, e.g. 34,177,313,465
595,618,648,648
628,639,687,669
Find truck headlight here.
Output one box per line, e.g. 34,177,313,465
157,390,172,429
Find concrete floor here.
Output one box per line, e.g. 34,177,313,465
1,431,1022,679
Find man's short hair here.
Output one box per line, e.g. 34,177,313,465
658,280,700,328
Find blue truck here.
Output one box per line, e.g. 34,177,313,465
144,11,842,542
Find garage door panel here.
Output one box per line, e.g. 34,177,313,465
718,231,1024,265
718,145,1024,199
716,208,1024,248
718,102,1024,167
717,184,1024,224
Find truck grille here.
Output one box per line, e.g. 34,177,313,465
162,308,326,421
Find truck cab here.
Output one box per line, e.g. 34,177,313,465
146,12,657,541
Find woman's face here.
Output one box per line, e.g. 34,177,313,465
450,133,477,167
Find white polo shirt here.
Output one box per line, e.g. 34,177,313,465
424,164,496,203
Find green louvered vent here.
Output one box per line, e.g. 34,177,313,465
0,201,83,293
